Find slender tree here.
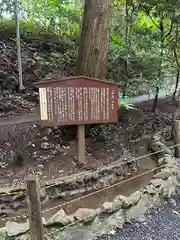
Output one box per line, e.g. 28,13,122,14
122,0,134,98
15,0,25,91
172,22,180,100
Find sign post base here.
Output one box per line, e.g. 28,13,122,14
77,124,85,164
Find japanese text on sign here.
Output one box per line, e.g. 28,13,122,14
39,85,118,125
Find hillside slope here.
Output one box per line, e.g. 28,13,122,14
0,21,76,90
0,21,77,115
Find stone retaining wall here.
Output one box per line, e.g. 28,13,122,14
45,157,137,201
1,133,180,240
0,157,137,216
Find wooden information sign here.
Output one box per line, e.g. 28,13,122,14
36,76,120,163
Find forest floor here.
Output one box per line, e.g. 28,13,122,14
0,92,179,186
0,26,179,186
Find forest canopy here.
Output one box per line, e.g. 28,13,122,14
0,0,180,100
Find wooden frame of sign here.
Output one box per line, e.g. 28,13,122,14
35,76,120,164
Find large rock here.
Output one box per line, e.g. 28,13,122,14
159,176,177,198
0,227,6,240
112,199,122,212
154,169,172,180
116,191,141,209
92,210,125,236
46,209,73,226
128,191,141,205
125,194,150,222
6,221,29,237
150,179,164,188
157,157,168,166
100,202,113,214
143,184,156,195
151,192,161,205
151,135,173,156
73,208,97,224
91,172,99,181
163,154,174,165
165,156,177,168
105,209,124,230
100,200,121,214
115,195,131,209
6,219,47,238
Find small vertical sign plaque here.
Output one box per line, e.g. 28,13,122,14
39,88,48,120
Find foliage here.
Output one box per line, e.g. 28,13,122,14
118,97,137,110
0,0,180,97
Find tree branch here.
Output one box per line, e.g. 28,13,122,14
165,21,173,38
177,13,180,20
146,11,160,29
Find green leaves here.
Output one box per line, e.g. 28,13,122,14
118,96,137,110
1,0,83,38
136,11,158,32
0,0,179,98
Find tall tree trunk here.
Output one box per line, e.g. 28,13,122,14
173,69,180,101
76,0,112,79
152,86,159,112
171,104,177,139
75,0,112,164
152,16,164,112
15,0,24,91
173,24,180,101
173,120,180,158
122,0,129,99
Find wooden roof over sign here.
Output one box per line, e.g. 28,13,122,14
35,75,121,87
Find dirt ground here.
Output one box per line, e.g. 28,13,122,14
0,96,179,186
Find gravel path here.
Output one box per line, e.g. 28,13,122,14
97,188,180,240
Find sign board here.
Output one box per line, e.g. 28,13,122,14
36,76,120,126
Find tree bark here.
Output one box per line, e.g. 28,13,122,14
76,0,112,79
152,14,163,112
173,23,180,101
15,0,25,91
173,69,180,101
122,0,129,99
75,0,112,164
173,120,180,158
152,86,159,112
171,107,177,140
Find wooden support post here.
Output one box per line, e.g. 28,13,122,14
77,124,85,164
174,120,180,158
26,175,44,240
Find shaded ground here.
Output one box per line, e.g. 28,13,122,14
0,92,37,117
0,26,179,184
0,27,75,93
97,188,180,240
0,97,179,186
